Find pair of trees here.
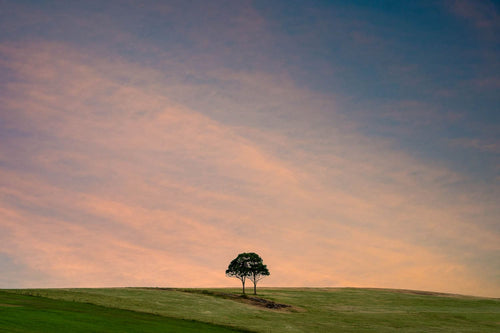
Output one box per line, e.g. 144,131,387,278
225,252,269,295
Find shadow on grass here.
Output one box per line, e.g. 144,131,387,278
140,287,294,311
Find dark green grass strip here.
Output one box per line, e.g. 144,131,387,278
0,291,252,333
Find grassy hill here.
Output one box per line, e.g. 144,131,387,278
1,287,499,332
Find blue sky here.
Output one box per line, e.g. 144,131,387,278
0,0,499,296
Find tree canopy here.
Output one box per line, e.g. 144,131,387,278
226,252,270,295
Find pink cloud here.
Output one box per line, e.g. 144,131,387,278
449,137,500,154
447,0,499,30
0,41,499,297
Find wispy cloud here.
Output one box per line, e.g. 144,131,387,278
447,0,500,30
1,39,498,296
449,137,500,154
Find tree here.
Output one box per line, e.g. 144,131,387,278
225,253,249,294
226,252,270,295
246,253,270,295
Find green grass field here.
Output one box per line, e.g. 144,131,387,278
0,290,249,332
1,287,499,332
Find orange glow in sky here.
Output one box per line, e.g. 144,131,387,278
0,1,499,297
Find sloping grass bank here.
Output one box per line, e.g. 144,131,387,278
0,290,250,332
2,287,499,332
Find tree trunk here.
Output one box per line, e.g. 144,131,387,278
253,282,257,295
242,279,245,294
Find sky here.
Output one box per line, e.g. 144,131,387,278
0,0,499,297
